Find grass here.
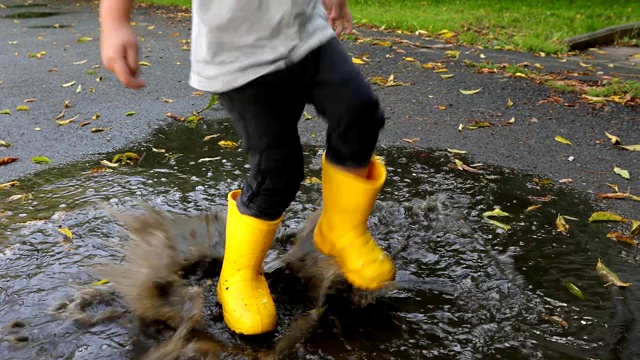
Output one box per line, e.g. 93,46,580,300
138,0,640,54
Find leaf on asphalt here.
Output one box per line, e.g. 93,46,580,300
402,137,420,143
138,61,151,66
607,232,638,246
32,156,51,164
440,74,454,79
198,157,221,162
533,178,553,186
564,281,584,299
507,117,515,124
166,112,185,122
588,211,628,223
58,226,73,240
596,192,628,199
630,221,640,236
540,314,568,328
0,157,19,166
203,134,220,142
506,98,514,108
459,88,482,95
55,110,65,120
0,181,19,189
23,98,36,103
465,120,492,130
0,140,11,147
620,145,640,151
483,208,511,218
91,127,113,133
370,74,410,87
444,50,460,59
554,135,572,145
162,97,175,103
0,109,11,115
303,112,313,121
125,111,136,116
218,140,238,149
112,152,140,165
604,132,621,145
458,124,464,131
73,59,88,65
526,204,542,212
596,259,631,287
454,159,482,173
91,279,110,286
56,114,79,126
372,40,392,47
484,218,511,231
556,214,569,235
150,147,166,154
61,80,76,88
16,105,29,111
100,160,119,168
447,148,467,154
352,57,365,64
76,84,82,93
91,113,101,120
304,176,321,184
80,121,90,127
613,166,630,180
582,95,607,104
77,37,93,42
403,57,417,62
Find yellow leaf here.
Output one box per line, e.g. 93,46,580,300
620,144,640,151
138,61,151,66
555,214,569,235
457,124,464,132
162,97,175,103
444,50,460,59
605,132,621,145
459,88,482,95
0,181,19,189
58,226,72,240
303,112,313,120
588,211,628,223
437,105,447,110
554,135,572,145
506,98,514,108
526,204,542,212
484,218,511,231
507,117,515,124
483,208,511,218
91,113,101,120
91,279,110,286
440,74,454,79
434,68,448,73
61,80,76,88
403,57,417,62
0,140,11,147
56,114,79,126
596,259,631,287
514,73,528,78
606,183,620,192
16,105,29,111
579,61,592,68
373,41,392,47
73,59,88,65
607,231,637,246
218,140,239,149
304,176,321,184
151,147,166,153
203,134,220,141
534,63,544,69
614,166,630,180
77,37,93,43
630,220,640,236
447,148,467,154
125,111,136,116
352,57,365,64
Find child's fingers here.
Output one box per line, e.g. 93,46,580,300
113,57,145,89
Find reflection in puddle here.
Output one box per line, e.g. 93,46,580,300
0,119,638,359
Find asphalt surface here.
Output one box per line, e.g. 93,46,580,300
1,0,639,218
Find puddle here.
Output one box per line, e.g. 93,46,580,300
1,119,639,359
1,11,69,19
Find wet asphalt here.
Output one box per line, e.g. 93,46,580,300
0,0,639,219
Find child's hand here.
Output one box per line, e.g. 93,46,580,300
323,0,353,37
100,23,145,89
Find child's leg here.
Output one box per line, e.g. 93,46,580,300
215,68,307,335
310,37,395,291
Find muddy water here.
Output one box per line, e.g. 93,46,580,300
1,119,639,359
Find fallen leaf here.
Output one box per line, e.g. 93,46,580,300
303,112,313,120
447,148,467,154
596,259,631,287
370,74,410,87
620,145,640,151
556,214,570,235
506,98,514,108
58,226,73,240
351,57,365,64
16,105,28,111
0,141,11,147
203,134,221,141
605,132,621,145
458,124,464,131
73,59,88,65
614,166,630,180
138,61,151,66
151,147,166,153
403,57,417,62
484,218,511,231
596,192,629,199
438,105,447,110
0,157,19,166
588,211,628,223
56,114,79,126
125,111,136,116
112,152,140,165
444,50,460,59
91,279,110,286
440,74,454,79
32,156,51,164
61,80,76,88
607,231,638,246
630,221,640,236
91,113,101,120
526,204,542,212
80,121,90,127
454,159,482,173
0,109,11,115
198,157,221,162
91,127,113,133
162,97,175,103
459,88,482,95
402,137,419,143
564,281,584,299
483,208,511,217
554,135,572,145
218,140,238,149
76,84,82,93
507,117,515,124
6,193,31,202
77,37,93,42
23,98,36,103
100,160,119,168
0,181,19,189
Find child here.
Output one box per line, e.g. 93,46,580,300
99,0,395,335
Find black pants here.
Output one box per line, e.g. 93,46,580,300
218,37,385,221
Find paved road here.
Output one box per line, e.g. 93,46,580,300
1,0,639,218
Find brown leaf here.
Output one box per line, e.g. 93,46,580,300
91,127,113,133
0,157,19,166
596,193,628,199
607,232,638,246
402,137,420,143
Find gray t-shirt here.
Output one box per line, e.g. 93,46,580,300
189,0,337,93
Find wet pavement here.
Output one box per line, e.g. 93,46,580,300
1,1,640,359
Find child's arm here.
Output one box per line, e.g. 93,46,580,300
323,0,353,37
99,0,145,89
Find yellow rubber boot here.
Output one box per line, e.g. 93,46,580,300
313,154,396,291
217,190,281,335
